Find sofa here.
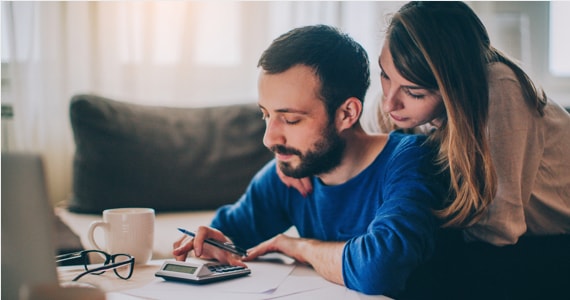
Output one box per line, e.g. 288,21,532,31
56,94,282,260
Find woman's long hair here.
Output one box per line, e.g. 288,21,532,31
387,1,546,227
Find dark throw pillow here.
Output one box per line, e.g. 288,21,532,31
68,94,273,214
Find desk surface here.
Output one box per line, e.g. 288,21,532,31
58,259,391,300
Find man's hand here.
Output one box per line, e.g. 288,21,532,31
172,226,247,267
243,234,308,264
244,234,345,286
276,166,313,197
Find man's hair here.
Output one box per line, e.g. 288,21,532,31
258,25,370,119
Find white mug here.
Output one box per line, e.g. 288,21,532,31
87,208,155,265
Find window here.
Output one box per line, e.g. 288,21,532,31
115,2,241,66
473,1,570,105
549,2,570,76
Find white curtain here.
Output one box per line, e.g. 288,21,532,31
1,1,405,205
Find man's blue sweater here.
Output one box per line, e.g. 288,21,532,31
211,132,448,296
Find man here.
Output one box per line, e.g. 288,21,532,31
173,25,447,297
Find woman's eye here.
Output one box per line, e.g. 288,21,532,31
380,71,389,80
404,89,425,100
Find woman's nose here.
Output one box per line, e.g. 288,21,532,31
382,88,402,113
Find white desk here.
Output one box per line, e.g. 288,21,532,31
58,259,391,300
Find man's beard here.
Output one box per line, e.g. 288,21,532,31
270,125,345,179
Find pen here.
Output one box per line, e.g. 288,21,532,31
177,228,248,257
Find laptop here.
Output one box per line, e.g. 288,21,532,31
1,152,59,300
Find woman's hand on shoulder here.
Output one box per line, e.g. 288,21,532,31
276,166,313,197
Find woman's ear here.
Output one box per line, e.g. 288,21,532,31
336,97,362,131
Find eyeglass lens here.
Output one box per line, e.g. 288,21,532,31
83,250,111,275
112,254,134,279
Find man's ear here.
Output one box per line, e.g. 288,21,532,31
336,97,362,131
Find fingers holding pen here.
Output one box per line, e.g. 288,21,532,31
193,226,227,257
194,226,248,267
172,234,194,261
174,226,248,267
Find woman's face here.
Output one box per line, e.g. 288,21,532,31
378,41,445,128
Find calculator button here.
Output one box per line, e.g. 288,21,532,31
208,264,247,273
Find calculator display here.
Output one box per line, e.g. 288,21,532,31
164,264,198,274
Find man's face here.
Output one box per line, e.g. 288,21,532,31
258,65,345,178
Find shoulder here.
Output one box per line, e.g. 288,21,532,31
386,131,431,154
388,130,427,143
487,62,533,109
486,62,538,127
380,132,438,171
487,62,518,82
487,62,524,98
487,62,526,104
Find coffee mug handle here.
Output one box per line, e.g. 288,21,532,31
87,220,107,251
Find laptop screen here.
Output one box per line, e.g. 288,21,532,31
2,153,59,299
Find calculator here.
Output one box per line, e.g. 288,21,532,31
155,260,251,284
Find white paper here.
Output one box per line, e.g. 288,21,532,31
106,256,392,300
120,260,295,299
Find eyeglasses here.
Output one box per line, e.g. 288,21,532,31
56,250,135,281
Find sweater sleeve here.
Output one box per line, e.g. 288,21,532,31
342,138,445,296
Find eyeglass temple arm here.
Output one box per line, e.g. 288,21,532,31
55,251,84,262
71,258,133,281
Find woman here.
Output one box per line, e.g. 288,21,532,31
280,2,570,298
380,1,570,244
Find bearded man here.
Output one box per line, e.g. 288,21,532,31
172,25,448,297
